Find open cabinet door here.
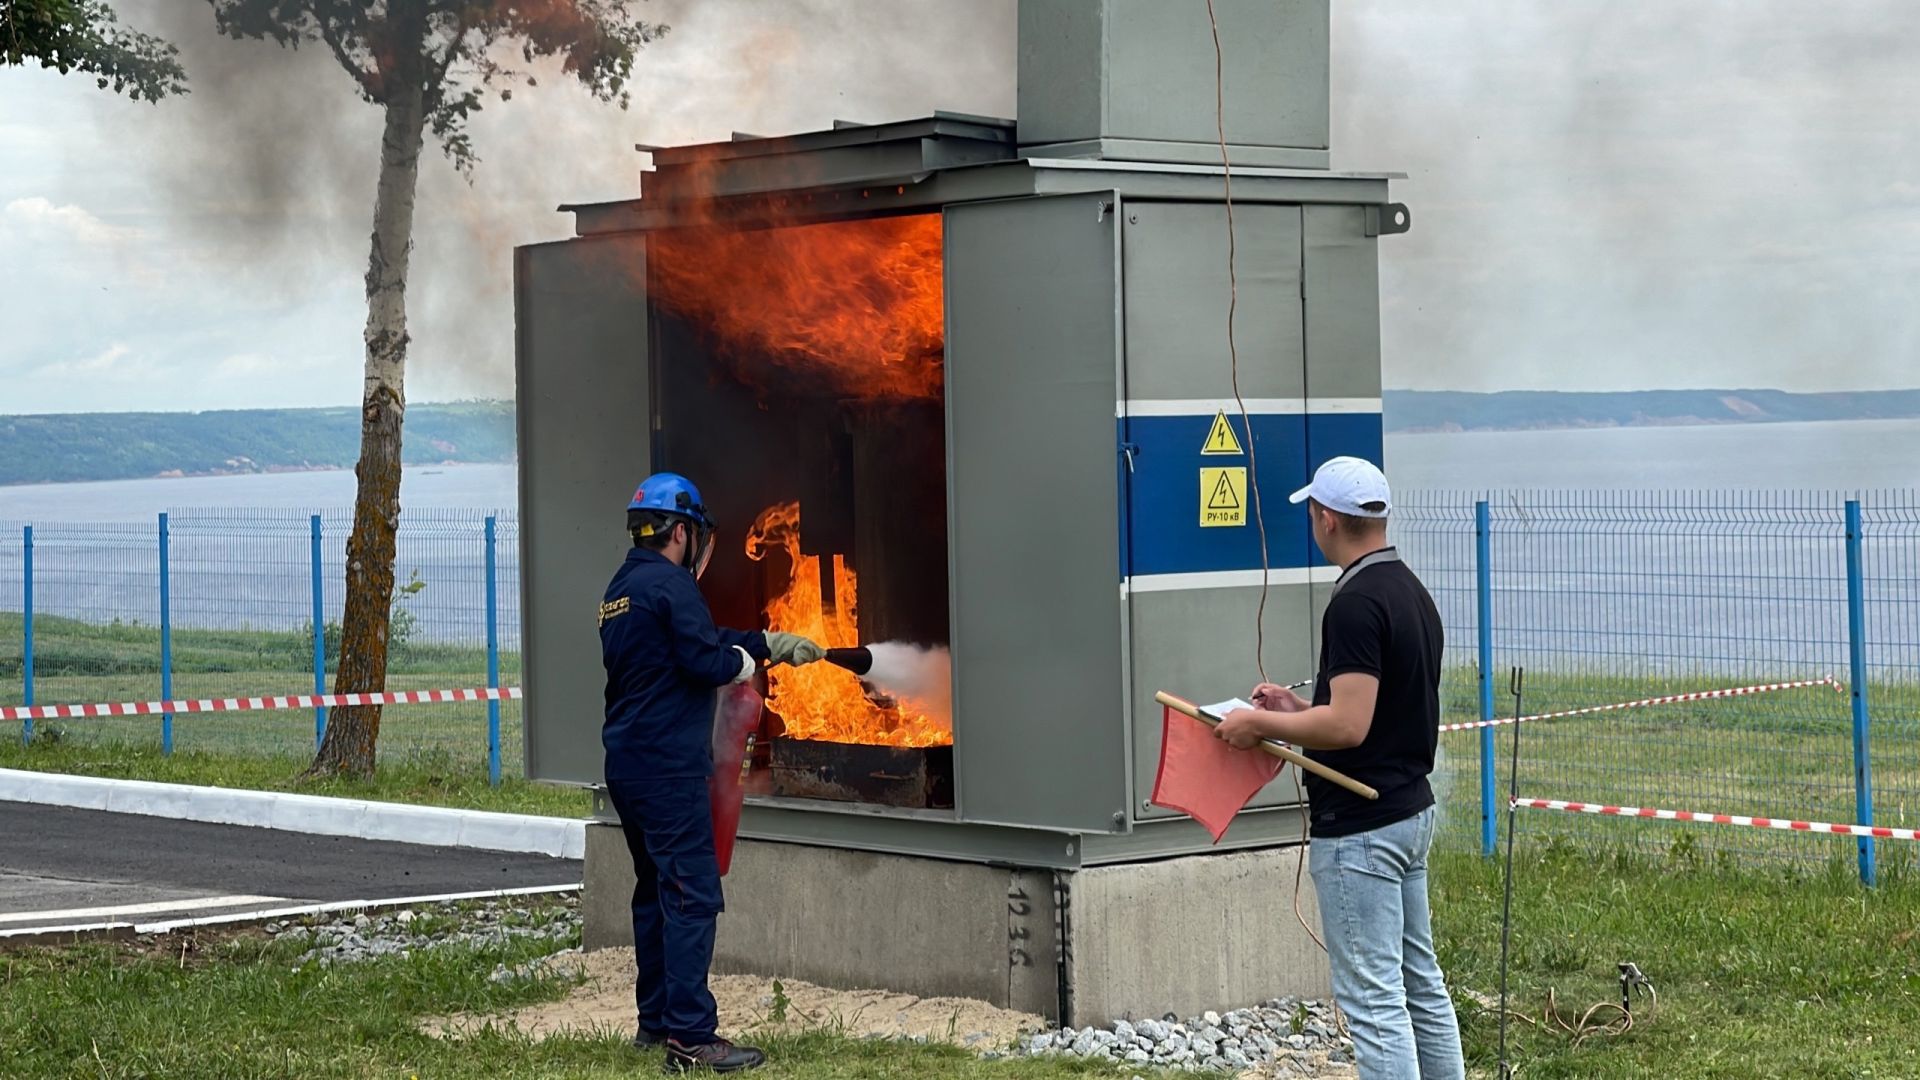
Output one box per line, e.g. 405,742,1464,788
515,233,651,786
945,193,1131,834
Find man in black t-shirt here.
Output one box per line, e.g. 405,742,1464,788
1213,456,1465,1080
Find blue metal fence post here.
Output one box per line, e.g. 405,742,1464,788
311,515,328,748
1845,499,1876,886
21,525,33,745
158,512,173,755
484,515,502,787
1475,500,1497,858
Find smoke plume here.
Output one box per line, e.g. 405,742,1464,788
1331,0,1920,393
62,0,1017,404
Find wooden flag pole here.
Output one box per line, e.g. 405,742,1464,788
1156,691,1380,801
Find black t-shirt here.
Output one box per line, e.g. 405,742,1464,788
1303,548,1443,838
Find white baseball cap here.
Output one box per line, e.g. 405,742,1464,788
1289,456,1391,518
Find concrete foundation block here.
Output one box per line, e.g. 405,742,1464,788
1067,846,1330,1022
583,823,1330,1025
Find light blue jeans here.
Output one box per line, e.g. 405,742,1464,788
1308,805,1465,1080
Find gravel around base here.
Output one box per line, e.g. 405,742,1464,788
1019,1001,1358,1077
304,894,1357,1076
244,896,583,971
431,935,1358,1077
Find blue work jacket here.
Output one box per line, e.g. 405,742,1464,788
600,547,769,780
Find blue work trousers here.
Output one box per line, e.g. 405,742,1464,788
605,776,725,1043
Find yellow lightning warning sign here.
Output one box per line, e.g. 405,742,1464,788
1201,411,1244,455
1200,467,1247,527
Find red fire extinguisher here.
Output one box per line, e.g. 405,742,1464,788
708,682,761,876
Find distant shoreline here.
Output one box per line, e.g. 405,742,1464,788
0,402,516,487
1382,388,1920,435
1388,415,1920,435
0,460,514,491
4,393,1915,487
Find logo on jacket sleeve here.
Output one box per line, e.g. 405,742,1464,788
598,596,631,627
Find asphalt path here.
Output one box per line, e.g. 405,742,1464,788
0,800,582,934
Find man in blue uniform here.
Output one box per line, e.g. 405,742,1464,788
600,472,826,1073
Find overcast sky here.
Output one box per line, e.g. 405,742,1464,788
2,0,1915,414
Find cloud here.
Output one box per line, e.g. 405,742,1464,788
213,352,321,379
32,343,159,383
5,0,1919,409
3,196,139,247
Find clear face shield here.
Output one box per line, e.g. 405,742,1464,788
688,522,717,580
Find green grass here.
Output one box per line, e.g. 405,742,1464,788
7,854,1919,1077
1434,845,1920,1079
0,611,578,815
1,912,1116,1079
0,739,592,818
1433,666,1920,864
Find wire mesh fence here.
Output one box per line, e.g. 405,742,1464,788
0,509,518,775
1,493,1916,876
1399,491,1918,876
1860,495,1920,863
1390,494,1485,851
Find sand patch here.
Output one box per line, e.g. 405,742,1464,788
430,947,1046,1049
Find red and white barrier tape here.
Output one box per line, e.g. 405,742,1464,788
1,686,521,723
1439,676,1843,734
1513,797,1920,843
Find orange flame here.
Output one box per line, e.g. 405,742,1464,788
745,502,952,747
649,214,944,401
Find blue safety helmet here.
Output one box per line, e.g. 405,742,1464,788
627,472,717,573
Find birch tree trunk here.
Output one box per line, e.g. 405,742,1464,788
308,80,428,779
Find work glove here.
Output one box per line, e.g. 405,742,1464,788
730,646,755,685
764,631,827,666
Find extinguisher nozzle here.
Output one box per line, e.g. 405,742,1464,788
822,647,874,676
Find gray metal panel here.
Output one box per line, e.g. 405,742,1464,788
1034,165,1389,208
1121,202,1303,401
1301,205,1385,630
566,161,1392,239
1106,0,1328,154
735,803,1091,869
1081,803,1309,864
1126,584,1317,820
515,235,651,785
1023,138,1329,171
1019,0,1328,158
946,193,1128,834
1303,205,1383,400
1016,0,1107,148
650,113,1015,167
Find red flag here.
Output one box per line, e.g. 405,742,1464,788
1149,704,1283,842
709,683,762,876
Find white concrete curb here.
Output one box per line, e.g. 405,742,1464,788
0,883,584,942
0,769,588,859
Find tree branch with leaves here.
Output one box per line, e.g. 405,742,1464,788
2,0,187,101
203,0,667,779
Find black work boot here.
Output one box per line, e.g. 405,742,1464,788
665,1037,766,1073
633,1026,667,1049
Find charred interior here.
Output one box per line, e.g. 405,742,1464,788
647,211,955,809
